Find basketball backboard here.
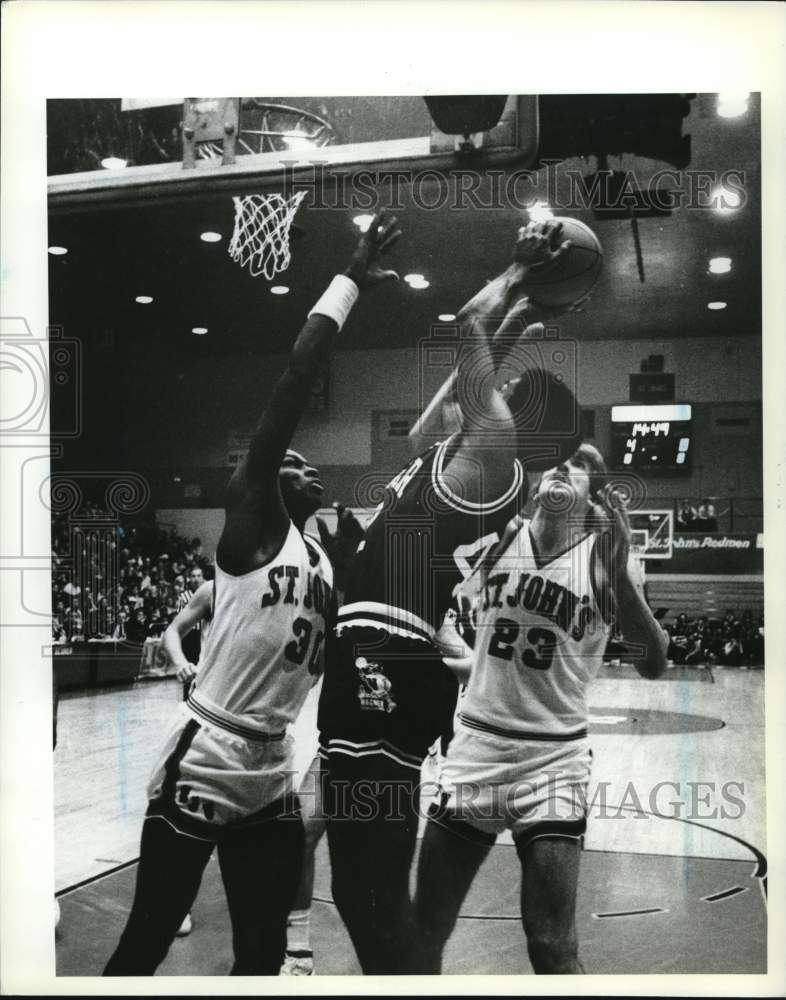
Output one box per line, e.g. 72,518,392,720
47,96,540,212
628,509,674,560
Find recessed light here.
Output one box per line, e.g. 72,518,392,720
527,200,553,223
200,231,222,243
717,92,749,118
438,313,457,322
270,285,290,295
100,156,128,170
353,214,375,233
711,186,742,214
191,327,208,335
48,246,68,256
707,301,727,310
135,295,153,304
708,257,732,274
282,135,314,152
404,274,430,289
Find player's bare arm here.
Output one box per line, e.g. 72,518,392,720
593,487,668,679
217,211,401,575
410,220,571,450
162,580,214,683
437,305,525,503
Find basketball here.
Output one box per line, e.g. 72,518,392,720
522,217,603,309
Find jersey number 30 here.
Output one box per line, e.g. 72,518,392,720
284,617,324,676
488,618,556,670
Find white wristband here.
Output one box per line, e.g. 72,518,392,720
308,275,359,331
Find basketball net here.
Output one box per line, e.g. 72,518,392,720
228,191,307,279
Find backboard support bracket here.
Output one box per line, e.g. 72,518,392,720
182,98,240,168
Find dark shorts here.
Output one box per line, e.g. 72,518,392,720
318,626,459,764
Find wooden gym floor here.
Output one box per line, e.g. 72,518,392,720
54,665,767,976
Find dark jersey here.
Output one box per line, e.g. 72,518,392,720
318,437,526,766
338,437,526,640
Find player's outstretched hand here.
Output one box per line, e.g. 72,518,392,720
593,484,632,591
316,503,366,591
514,220,571,270
344,210,402,290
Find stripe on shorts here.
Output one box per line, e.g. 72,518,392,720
459,712,588,742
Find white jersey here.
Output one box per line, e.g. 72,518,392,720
189,524,333,736
460,519,611,740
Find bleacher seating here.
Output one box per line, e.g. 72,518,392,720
647,574,764,620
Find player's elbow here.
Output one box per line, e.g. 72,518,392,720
635,633,668,679
162,623,179,646
443,656,472,685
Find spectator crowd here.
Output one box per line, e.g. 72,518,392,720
675,498,719,533
51,504,212,643
662,609,764,667
51,506,763,670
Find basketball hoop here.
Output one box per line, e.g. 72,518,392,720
228,190,307,279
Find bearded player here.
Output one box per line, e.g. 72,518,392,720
103,211,402,976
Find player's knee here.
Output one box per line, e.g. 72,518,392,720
526,929,579,974
303,816,326,853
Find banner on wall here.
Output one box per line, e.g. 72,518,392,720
663,533,763,574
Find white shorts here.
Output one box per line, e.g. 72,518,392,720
146,704,297,836
433,720,592,847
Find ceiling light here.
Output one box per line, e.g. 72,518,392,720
270,285,289,295
404,274,430,289
438,313,457,322
100,156,128,169
282,135,313,151
48,246,68,256
708,257,732,274
527,200,553,223
191,327,208,335
711,186,742,214
717,92,750,118
353,214,375,233
707,301,727,310
408,279,430,289
200,231,222,243
135,295,153,304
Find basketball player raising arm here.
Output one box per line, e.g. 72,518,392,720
218,211,401,576
316,219,580,975
413,445,667,976
409,219,572,457
591,484,668,679
103,210,402,978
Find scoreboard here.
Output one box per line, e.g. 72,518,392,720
610,404,692,473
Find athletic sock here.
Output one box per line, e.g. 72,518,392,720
286,909,311,953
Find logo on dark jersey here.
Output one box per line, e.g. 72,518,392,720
355,657,397,714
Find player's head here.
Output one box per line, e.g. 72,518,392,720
279,449,324,522
533,443,607,516
501,369,584,473
187,566,204,592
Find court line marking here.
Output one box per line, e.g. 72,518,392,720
592,907,668,919
56,857,139,898
702,885,749,903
